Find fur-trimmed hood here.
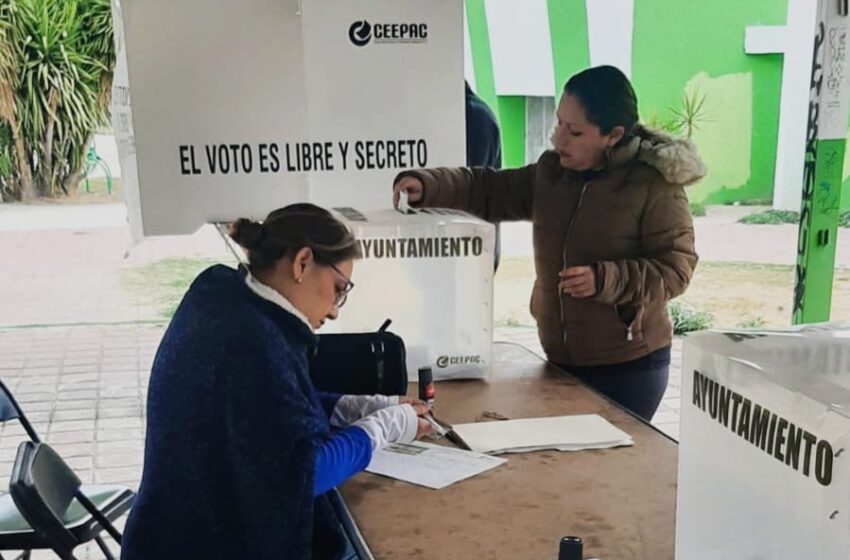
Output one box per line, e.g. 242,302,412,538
636,127,706,187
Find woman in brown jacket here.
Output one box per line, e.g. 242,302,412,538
392,66,704,421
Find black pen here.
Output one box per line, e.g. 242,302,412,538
429,414,471,451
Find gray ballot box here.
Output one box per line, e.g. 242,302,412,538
324,207,495,380
677,322,850,559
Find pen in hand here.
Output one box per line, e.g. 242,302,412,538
422,413,447,437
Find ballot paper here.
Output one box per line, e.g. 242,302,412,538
396,189,414,214
366,441,506,490
451,414,634,455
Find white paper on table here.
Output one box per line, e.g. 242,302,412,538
451,414,634,455
366,441,506,490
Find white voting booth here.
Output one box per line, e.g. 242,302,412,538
677,323,850,559
110,0,493,379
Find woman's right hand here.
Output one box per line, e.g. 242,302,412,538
353,403,431,449
408,401,432,440
392,175,424,208
415,417,432,440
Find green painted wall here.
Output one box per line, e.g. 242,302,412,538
497,97,526,168
466,1,850,211
547,0,591,91
632,1,786,204
841,128,850,211
465,0,525,168
464,0,498,115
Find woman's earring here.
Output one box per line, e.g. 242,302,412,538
296,277,303,284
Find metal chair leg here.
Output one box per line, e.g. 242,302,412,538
56,549,77,560
94,536,115,560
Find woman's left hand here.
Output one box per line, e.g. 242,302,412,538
399,396,428,408
559,266,596,298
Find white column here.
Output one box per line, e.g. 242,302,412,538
464,2,476,91
484,0,555,96
585,0,634,77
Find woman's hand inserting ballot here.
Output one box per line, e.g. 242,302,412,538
392,175,424,208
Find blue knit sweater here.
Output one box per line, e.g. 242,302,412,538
122,265,371,560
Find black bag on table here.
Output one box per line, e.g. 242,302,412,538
310,319,408,396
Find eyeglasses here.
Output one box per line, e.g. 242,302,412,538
329,264,355,308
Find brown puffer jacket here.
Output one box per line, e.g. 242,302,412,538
400,130,704,367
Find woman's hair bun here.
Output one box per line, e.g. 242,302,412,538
228,218,265,250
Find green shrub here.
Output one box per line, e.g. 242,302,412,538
734,198,773,206
736,316,766,329
496,316,522,328
689,200,706,217
668,300,713,335
739,210,800,225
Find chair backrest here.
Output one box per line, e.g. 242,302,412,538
0,379,40,442
10,441,81,553
0,379,21,423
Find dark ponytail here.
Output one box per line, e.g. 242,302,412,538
229,203,361,272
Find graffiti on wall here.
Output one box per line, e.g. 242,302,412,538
793,22,825,319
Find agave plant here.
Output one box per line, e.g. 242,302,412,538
668,88,712,139
0,0,113,200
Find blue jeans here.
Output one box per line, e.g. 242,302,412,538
559,346,671,421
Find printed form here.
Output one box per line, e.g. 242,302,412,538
366,441,506,489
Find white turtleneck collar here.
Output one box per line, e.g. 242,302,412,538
244,270,313,332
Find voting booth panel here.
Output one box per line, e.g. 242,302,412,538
109,0,487,377
110,0,464,239
676,324,850,559
328,208,494,380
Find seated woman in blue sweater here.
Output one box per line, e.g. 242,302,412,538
122,203,430,560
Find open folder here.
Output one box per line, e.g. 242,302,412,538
450,414,634,455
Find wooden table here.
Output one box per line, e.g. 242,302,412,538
336,343,678,559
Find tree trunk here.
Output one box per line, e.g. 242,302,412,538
8,113,34,200
38,92,59,197
62,169,84,195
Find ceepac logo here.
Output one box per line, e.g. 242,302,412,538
348,20,372,47
437,355,483,368
348,20,428,47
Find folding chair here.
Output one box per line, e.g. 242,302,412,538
0,380,40,444
0,380,134,559
9,442,133,560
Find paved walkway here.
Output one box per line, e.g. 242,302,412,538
501,204,850,266
0,201,793,557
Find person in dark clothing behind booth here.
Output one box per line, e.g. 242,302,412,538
121,203,431,560
465,80,503,271
465,80,501,169
394,66,705,421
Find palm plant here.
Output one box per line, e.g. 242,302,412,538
0,0,33,201
0,0,113,200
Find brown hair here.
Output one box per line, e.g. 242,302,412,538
564,65,647,146
229,203,360,272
